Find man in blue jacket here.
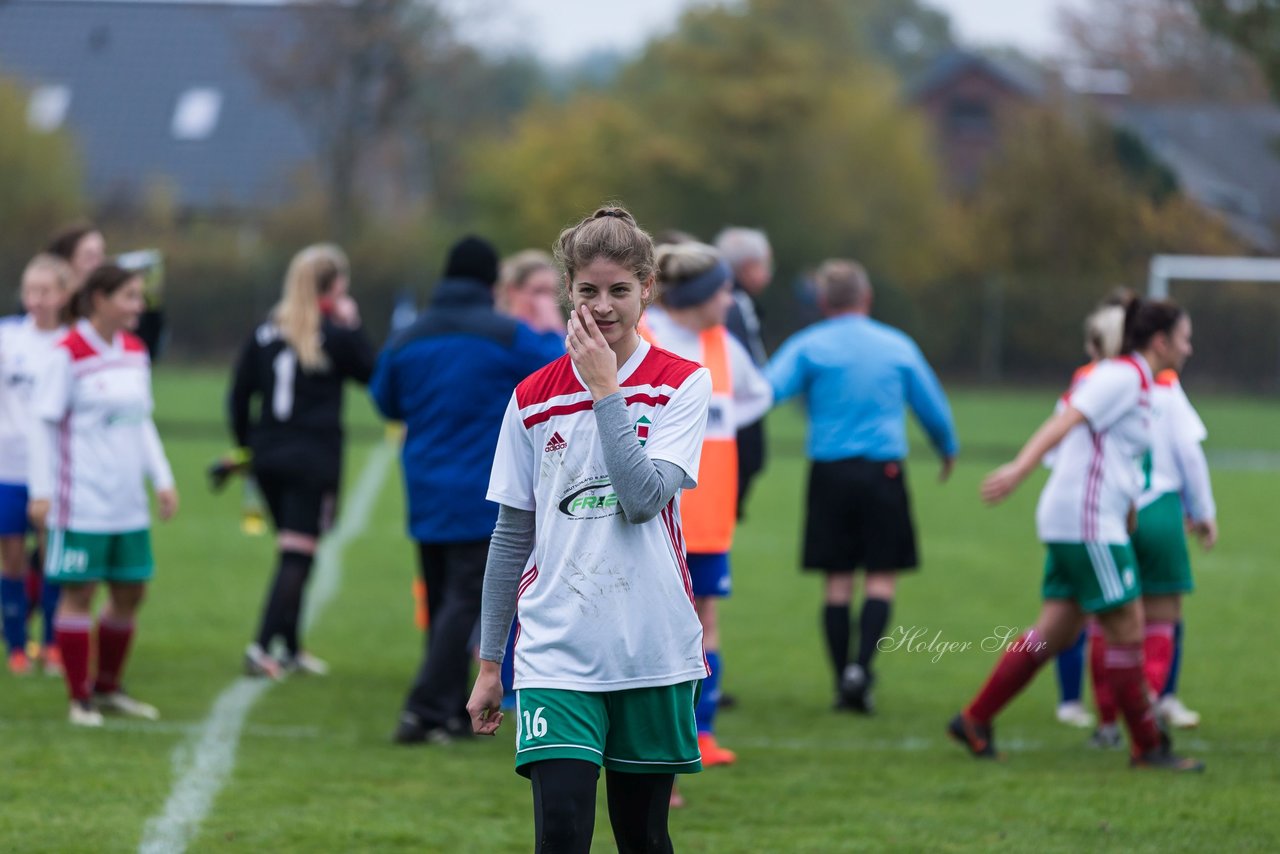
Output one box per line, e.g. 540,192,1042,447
766,259,958,716
371,235,563,744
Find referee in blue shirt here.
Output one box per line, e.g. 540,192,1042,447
766,259,958,714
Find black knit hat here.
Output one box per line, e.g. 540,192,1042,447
443,235,499,286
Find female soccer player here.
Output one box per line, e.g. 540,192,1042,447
229,244,374,679
949,297,1203,771
643,241,772,766
1,255,72,675
499,249,567,334
1051,303,1126,730
467,205,711,852
45,222,107,290
28,264,177,726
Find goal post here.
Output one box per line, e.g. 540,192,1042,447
1148,254,1280,298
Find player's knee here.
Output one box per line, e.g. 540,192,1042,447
538,799,588,852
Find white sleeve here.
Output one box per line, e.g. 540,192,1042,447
486,393,537,511
644,368,711,488
728,334,773,427
27,348,72,501
1069,361,1138,432
143,419,175,491
1169,384,1215,521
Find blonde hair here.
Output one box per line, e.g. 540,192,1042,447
23,253,74,292
1084,304,1125,361
655,242,720,306
498,249,556,312
273,243,348,372
554,204,656,307
23,253,74,324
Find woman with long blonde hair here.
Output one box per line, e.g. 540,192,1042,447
228,243,374,678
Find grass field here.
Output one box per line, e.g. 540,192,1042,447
1,368,1277,852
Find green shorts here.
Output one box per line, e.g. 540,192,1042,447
1042,541,1140,614
45,529,154,584
1132,493,1194,596
514,681,702,777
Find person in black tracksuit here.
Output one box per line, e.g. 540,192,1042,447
228,244,374,677
714,227,773,520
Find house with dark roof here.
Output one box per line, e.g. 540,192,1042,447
0,0,317,213
1108,103,1280,252
908,49,1280,251
907,49,1046,194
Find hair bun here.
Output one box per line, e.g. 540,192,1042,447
593,207,632,222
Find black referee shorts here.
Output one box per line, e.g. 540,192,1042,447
254,467,337,538
803,457,918,573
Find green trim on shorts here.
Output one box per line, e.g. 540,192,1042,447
513,681,703,777
1042,541,1140,614
45,529,154,583
1132,493,1195,595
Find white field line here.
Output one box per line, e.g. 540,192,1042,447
138,443,395,854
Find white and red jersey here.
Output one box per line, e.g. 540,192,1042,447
1036,354,1153,544
488,339,711,691
1141,371,1215,520
0,315,66,484
28,320,174,533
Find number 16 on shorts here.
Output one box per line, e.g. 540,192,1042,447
521,706,549,741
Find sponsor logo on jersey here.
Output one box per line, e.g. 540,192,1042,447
544,431,568,453
557,476,622,520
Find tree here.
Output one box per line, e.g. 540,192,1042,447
1059,0,1269,102
0,75,84,289
243,0,445,238
933,106,1243,378
1192,0,1280,97
469,0,949,309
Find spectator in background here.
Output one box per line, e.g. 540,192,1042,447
497,250,566,334
372,236,562,745
714,227,772,518
45,223,106,292
28,264,178,726
1,255,73,676
766,260,958,715
229,244,374,679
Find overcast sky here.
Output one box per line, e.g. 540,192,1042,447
454,0,1091,65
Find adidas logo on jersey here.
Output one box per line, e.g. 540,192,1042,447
544,431,568,453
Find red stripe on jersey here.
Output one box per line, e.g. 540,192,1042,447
1115,355,1151,391
58,329,98,362
518,565,539,599
1155,369,1179,388
1082,432,1104,541
523,400,593,429
623,345,701,391
121,332,147,354
623,393,671,408
515,356,582,409
661,503,695,606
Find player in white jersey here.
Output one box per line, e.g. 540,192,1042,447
1,255,72,675
643,241,772,773
1060,305,1220,742
467,206,711,852
28,264,178,727
949,298,1203,772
